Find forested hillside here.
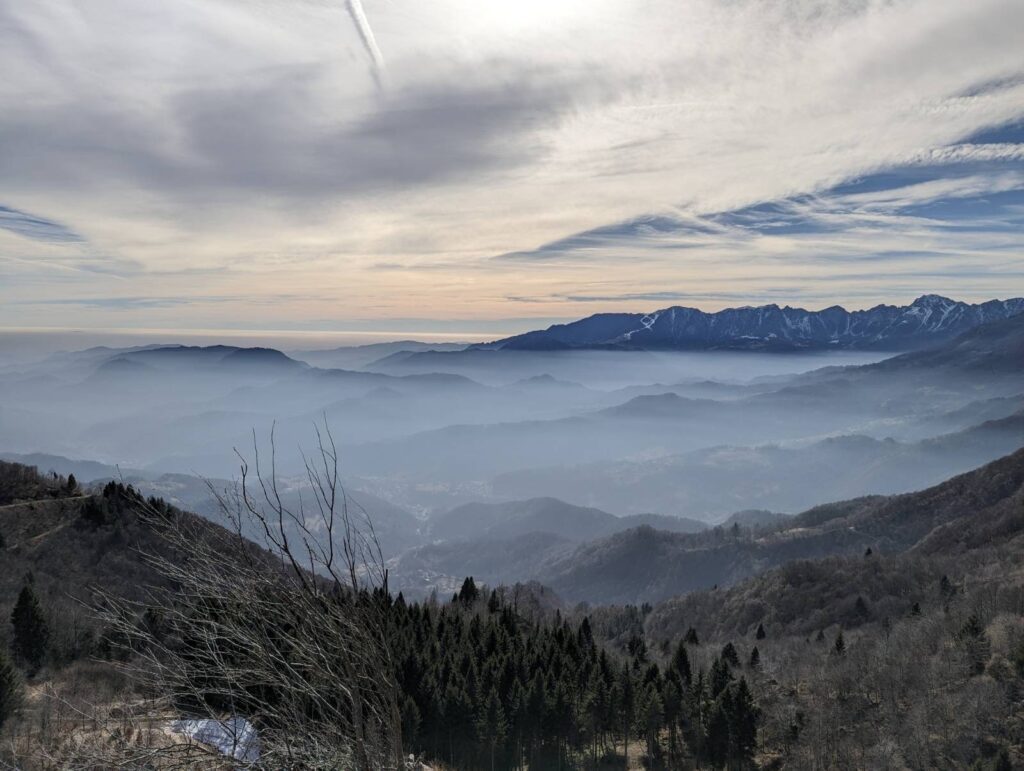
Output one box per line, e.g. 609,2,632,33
534,447,1024,604
0,461,762,769
3,451,1024,769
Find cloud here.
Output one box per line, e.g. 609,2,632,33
910,143,1024,165
509,290,806,304
345,0,383,87
0,205,84,243
1,60,591,205
494,216,715,262
13,296,219,310
9,293,315,310
838,172,1024,211
488,139,1024,316
2,0,1024,328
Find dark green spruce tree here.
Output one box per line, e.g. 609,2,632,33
476,687,507,771
727,677,760,769
748,646,760,670
957,613,991,675
721,641,741,668
0,648,22,731
669,640,692,687
833,630,846,657
457,576,480,606
637,682,664,764
11,583,49,674
617,664,636,766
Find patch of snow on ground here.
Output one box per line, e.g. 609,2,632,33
171,716,260,762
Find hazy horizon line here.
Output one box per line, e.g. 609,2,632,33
3,290,1020,341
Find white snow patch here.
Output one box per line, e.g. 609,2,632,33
171,716,260,762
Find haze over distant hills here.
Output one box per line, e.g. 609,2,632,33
4,300,1024,768
491,410,1024,518
401,444,1024,606
646,442,1024,640
290,341,469,371
7,0,1024,761
485,295,1024,352
429,497,706,543
4,301,1024,512
348,312,1024,489
8,306,1024,610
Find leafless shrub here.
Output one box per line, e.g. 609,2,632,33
78,423,403,769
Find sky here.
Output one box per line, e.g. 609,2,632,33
2,0,1024,337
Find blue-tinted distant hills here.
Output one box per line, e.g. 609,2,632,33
487,295,1024,352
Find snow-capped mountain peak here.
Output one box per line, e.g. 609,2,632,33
489,295,1024,352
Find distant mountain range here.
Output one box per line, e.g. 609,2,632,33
388,441,1024,606
491,409,1024,518
428,497,707,543
290,341,467,371
110,344,306,372
647,442,1024,640
349,312,1024,482
487,295,1024,352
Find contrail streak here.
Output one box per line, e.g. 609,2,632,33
345,0,384,86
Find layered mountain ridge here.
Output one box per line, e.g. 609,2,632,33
489,294,1024,352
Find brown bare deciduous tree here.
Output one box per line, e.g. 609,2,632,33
83,423,404,769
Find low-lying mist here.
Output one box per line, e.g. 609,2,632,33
2,319,1023,602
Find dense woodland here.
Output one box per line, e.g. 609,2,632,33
1,460,1024,769
389,578,758,769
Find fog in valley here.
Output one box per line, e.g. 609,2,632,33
6,0,1024,764
3,325,1022,603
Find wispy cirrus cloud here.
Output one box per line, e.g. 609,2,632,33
8,293,313,310
507,290,805,304
0,205,84,243
2,0,1024,329
908,143,1024,165
489,129,1024,316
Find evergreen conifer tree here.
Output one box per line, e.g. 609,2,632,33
0,648,22,731
705,694,731,768
755,623,766,640
584,670,609,762
940,574,954,598
578,616,594,651
617,665,636,764
401,695,421,750
721,641,740,668
662,678,683,761
833,630,846,657
458,577,480,606
854,596,870,619
957,613,991,675
638,683,664,763
627,633,649,663
476,687,506,771
10,584,49,674
709,657,733,697
727,677,760,768
670,640,692,687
